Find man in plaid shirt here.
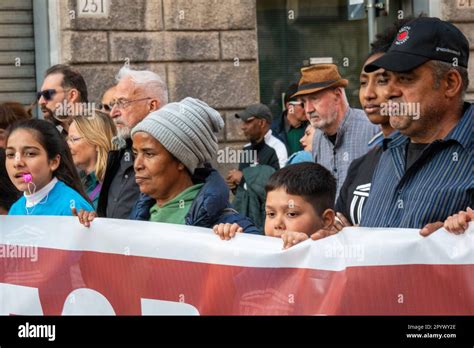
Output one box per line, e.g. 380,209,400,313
293,64,380,199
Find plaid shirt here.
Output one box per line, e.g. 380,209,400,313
360,103,474,228
311,107,380,198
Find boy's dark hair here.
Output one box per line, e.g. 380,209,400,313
0,148,21,212
265,162,336,215
6,119,91,204
45,64,88,103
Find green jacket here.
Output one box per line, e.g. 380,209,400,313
233,164,276,231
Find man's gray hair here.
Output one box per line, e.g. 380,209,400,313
116,66,168,106
337,87,349,106
430,60,469,100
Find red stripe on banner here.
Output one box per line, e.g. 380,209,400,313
1,246,473,315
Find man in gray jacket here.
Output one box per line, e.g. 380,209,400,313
293,64,380,198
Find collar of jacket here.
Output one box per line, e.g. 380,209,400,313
185,168,230,227
321,106,352,147
130,168,231,227
444,102,472,150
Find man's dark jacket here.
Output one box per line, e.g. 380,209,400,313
97,138,140,218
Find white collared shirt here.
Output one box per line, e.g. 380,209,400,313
24,177,58,208
264,130,288,169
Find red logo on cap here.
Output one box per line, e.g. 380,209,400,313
397,31,407,40
395,26,410,45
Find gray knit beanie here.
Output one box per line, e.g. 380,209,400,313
131,97,224,174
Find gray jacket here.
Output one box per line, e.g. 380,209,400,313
312,107,380,199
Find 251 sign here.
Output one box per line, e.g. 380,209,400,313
77,0,109,18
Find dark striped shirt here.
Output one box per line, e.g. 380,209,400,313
360,103,474,228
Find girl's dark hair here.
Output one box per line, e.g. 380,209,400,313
0,148,21,211
6,119,91,204
369,15,418,57
265,162,336,215
0,102,32,129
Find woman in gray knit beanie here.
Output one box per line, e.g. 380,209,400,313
128,97,259,233
132,97,224,175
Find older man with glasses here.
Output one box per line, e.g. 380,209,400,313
96,66,168,219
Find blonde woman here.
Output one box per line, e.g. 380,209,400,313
67,111,117,208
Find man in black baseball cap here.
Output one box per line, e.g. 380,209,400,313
234,103,288,168
364,16,469,73
359,16,473,238
235,103,273,123
227,103,287,230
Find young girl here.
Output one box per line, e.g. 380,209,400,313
285,123,314,166
5,119,93,216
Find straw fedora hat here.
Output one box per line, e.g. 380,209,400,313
291,64,348,98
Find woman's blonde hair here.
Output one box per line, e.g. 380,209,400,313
71,111,117,182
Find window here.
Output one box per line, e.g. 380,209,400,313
256,0,406,118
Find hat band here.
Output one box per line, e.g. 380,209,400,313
297,79,339,92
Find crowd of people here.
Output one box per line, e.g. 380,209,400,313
1,16,472,249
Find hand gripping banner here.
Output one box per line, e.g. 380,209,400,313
1,216,473,315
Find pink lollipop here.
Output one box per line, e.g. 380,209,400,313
22,173,33,183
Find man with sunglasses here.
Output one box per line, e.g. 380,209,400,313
98,85,117,116
96,66,168,219
37,64,88,136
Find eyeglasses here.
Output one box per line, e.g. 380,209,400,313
66,136,83,145
109,97,152,110
36,89,58,101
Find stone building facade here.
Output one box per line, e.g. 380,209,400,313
0,0,472,174
441,0,474,102
55,0,259,174
56,0,474,149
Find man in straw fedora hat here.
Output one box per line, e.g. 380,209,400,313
293,63,379,199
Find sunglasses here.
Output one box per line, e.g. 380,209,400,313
36,89,58,101
288,101,304,107
98,102,112,112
